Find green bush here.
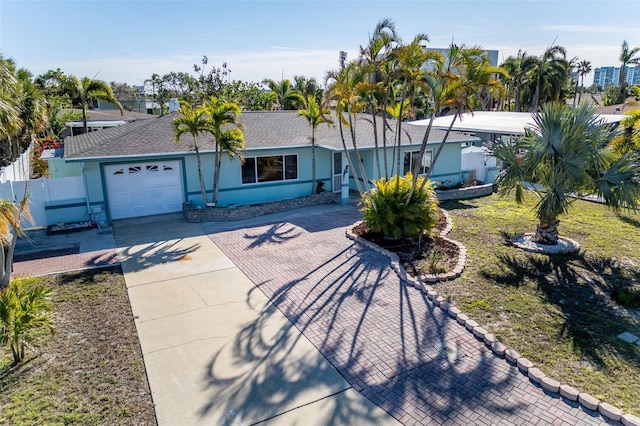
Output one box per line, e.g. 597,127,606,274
361,172,439,239
0,277,54,364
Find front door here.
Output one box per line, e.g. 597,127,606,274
332,152,342,193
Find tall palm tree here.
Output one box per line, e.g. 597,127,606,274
358,18,399,179
406,43,478,202
261,78,304,110
577,60,592,104
173,101,210,205
617,40,640,103
325,61,374,197
530,45,568,111
494,102,640,245
203,96,245,206
500,50,537,111
292,75,321,102
297,96,334,194
64,75,123,133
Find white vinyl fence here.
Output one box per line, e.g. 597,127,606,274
0,142,33,183
0,176,86,228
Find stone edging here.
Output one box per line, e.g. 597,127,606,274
345,210,466,286
345,212,638,425
510,233,581,255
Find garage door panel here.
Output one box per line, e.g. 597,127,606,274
106,161,183,220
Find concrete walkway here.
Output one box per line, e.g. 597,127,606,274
113,213,397,425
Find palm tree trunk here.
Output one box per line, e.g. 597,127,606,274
213,147,222,205
82,105,88,134
534,218,560,245
0,233,15,289
193,139,208,205
578,75,585,104
532,72,542,112
311,129,316,195
369,105,381,179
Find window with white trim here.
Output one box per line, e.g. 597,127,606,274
403,150,432,175
242,154,298,184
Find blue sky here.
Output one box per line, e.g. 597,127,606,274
1,0,639,87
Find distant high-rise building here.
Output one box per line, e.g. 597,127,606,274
593,66,640,86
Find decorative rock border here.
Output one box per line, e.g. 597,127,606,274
510,232,581,255
345,209,466,286
183,192,337,223
345,210,634,424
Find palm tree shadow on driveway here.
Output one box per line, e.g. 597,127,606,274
198,219,570,425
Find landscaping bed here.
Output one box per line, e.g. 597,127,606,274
351,212,460,276
439,194,640,415
0,266,156,425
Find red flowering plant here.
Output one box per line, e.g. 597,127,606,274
31,138,61,178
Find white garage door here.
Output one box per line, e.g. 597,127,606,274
105,161,183,220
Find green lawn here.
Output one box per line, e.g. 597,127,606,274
0,267,156,425
440,194,640,415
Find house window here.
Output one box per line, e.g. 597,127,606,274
403,150,432,175
147,165,159,172
128,166,141,174
242,154,298,184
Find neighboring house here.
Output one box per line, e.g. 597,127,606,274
59,108,157,138
45,111,479,224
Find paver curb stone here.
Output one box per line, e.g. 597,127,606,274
473,326,487,339
622,413,640,426
541,376,560,393
578,393,600,411
528,367,545,384
448,306,461,319
517,357,534,373
456,313,468,325
559,385,580,401
465,319,479,332
598,402,622,422
491,341,506,356
504,349,521,363
483,333,497,346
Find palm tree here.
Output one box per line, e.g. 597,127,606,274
500,50,537,111
530,45,568,111
173,101,210,205
617,40,640,103
493,102,640,245
0,56,20,141
406,43,479,202
63,75,123,133
202,96,245,206
292,75,321,102
608,108,640,155
297,96,333,194
0,276,53,364
577,60,592,104
261,78,304,110
358,18,399,179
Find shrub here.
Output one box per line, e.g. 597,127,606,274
361,172,439,239
0,277,54,364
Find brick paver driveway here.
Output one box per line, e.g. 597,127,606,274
204,205,612,426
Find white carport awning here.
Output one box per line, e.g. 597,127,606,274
411,111,625,136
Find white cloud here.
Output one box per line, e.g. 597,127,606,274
26,48,359,87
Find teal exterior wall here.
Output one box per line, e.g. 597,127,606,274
187,146,334,206
346,142,464,191
47,158,82,178
60,140,464,223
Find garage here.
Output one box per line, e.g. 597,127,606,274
105,161,183,220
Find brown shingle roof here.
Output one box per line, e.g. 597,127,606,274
64,111,477,160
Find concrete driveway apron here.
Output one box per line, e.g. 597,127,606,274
113,213,397,425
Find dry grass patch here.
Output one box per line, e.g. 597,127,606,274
0,266,155,425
